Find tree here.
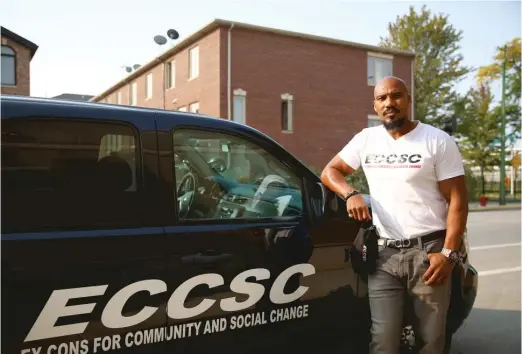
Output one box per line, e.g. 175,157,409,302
476,37,521,142
454,82,499,194
379,5,471,128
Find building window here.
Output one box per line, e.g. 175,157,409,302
1,45,16,86
146,73,153,99
281,93,293,132
117,92,122,104
166,61,175,89
189,46,199,80
1,118,139,233
368,52,393,86
130,83,137,106
178,106,187,112
368,114,382,127
189,102,199,113
233,89,247,125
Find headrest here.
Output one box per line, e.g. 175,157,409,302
95,155,133,192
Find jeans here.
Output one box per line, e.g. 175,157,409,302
368,237,451,354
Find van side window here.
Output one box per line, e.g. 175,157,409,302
1,118,140,233
172,129,303,221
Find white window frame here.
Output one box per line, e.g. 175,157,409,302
178,106,187,112
189,46,199,80
1,45,16,86
281,93,294,133
233,89,247,125
189,101,199,113
367,52,393,86
146,73,153,99
367,114,382,127
130,83,137,106
170,61,176,88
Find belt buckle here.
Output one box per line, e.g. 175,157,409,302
394,239,411,248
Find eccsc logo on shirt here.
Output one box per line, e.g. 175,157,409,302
364,153,422,164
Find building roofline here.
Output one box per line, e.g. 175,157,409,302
91,19,417,102
1,27,39,58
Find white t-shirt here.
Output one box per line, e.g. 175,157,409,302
339,121,464,240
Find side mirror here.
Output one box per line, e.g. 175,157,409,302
310,182,339,221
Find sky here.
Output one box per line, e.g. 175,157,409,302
1,0,520,110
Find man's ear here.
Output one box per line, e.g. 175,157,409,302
373,100,378,114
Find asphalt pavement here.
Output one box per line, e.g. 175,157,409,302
450,209,521,354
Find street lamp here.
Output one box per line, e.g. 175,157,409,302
121,64,141,74
153,29,179,109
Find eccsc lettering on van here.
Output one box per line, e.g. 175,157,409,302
24,263,315,342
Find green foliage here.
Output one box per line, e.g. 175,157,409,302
454,82,500,176
464,165,481,201
477,37,521,142
346,169,370,195
379,5,471,128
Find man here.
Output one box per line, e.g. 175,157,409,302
320,76,468,354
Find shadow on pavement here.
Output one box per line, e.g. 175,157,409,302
450,307,521,354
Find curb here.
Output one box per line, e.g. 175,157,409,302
469,205,521,212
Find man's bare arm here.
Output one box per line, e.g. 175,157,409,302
320,155,358,198
438,175,469,250
320,155,371,221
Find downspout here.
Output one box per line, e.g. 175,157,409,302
227,22,235,120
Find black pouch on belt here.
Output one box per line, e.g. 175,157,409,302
349,225,379,275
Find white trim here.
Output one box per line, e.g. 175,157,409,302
281,93,294,101
130,83,137,106
234,88,247,96
281,93,293,132
189,45,199,80
170,60,176,89
368,51,394,60
189,101,199,113
227,23,235,120
233,88,247,125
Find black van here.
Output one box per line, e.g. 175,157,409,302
2,95,477,354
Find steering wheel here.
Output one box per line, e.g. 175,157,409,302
177,172,197,219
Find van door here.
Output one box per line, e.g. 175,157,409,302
1,104,170,354
154,113,368,354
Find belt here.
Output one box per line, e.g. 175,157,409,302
377,230,446,249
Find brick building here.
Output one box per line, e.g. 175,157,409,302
91,19,415,169
1,27,38,96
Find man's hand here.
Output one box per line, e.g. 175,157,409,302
423,253,454,286
346,194,371,222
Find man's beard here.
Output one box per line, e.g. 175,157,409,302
383,117,406,131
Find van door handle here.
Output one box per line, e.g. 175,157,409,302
181,252,233,265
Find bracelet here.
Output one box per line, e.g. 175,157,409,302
345,190,360,200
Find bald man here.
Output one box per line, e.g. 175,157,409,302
321,76,468,354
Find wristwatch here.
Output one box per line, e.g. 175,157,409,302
441,248,462,264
